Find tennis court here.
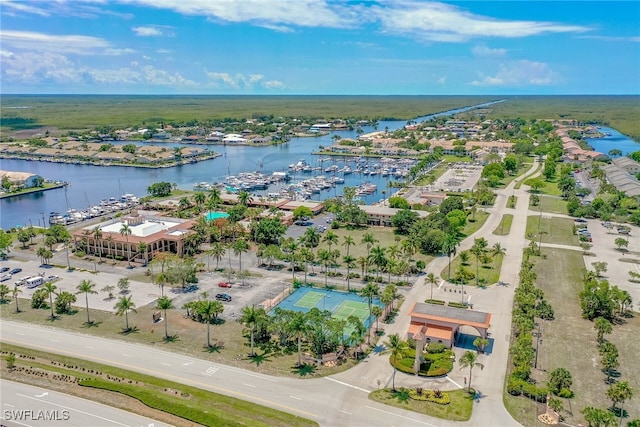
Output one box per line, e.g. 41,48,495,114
275,286,382,330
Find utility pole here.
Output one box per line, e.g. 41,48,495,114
534,322,542,369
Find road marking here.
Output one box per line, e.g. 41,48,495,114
3,403,15,407
364,405,438,427
243,383,256,388
201,366,219,376
340,410,352,415
160,362,171,366
183,362,193,366
35,392,48,398
121,353,132,357
325,377,370,392
2,336,318,420
85,346,95,349
50,339,60,342
446,376,462,388
289,395,302,400
16,393,132,427
15,332,24,336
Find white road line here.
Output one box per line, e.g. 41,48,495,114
16,393,131,427
49,339,60,342
3,403,15,407
160,362,171,366
15,332,24,336
289,395,302,400
324,377,370,393
364,405,438,427
121,353,132,357
446,376,462,388
339,410,352,415
0,416,31,427
243,383,256,388
85,346,95,349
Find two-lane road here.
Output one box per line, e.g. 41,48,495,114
1,321,460,427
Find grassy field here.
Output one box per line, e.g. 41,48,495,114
461,210,490,237
481,96,640,141
0,298,356,379
369,388,474,421
439,247,504,286
493,214,514,236
535,196,568,215
515,161,542,190
0,344,318,427
500,163,534,188
504,248,640,426
0,95,498,132
525,215,580,246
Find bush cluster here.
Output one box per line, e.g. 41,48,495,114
408,388,451,404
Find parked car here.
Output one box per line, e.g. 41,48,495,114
0,274,11,282
218,282,232,288
0,267,10,273
9,268,22,275
215,293,232,302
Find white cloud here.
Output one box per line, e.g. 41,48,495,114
1,49,198,88
578,35,640,43
372,1,591,43
0,30,111,54
436,76,446,85
0,0,50,17
105,48,136,56
207,71,286,90
127,0,359,29
470,60,561,87
157,49,173,54
132,26,163,36
472,44,507,58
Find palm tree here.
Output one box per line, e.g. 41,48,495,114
384,334,408,391
322,231,338,253
491,242,506,259
299,247,314,285
11,285,22,313
283,238,298,282
301,227,320,249
156,296,175,340
442,233,460,281
119,223,132,268
470,242,485,289
104,235,114,259
368,245,387,280
360,283,380,344
198,299,224,347
233,238,250,285
342,235,355,258
348,315,367,360
426,272,438,300
240,305,264,356
594,316,612,343
361,233,378,276
317,249,332,286
371,305,383,333
193,191,206,212
459,350,484,393
178,197,191,211
289,311,309,367
343,255,356,291
207,187,222,212
93,226,103,264
606,381,633,424
237,191,253,206
208,242,226,271
42,282,58,319
581,407,617,427
114,295,137,331
76,279,97,324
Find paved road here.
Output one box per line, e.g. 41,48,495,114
0,380,168,427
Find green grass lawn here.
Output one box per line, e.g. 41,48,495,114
525,215,579,246
534,196,568,215
314,226,433,266
0,298,356,379
1,344,318,427
442,155,473,163
499,163,533,188
461,210,490,237
369,388,474,421
493,214,513,236
439,249,504,286
515,161,542,190
504,247,640,426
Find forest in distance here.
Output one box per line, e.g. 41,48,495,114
1,95,639,142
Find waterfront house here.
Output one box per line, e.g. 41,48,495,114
359,205,429,227
0,170,43,189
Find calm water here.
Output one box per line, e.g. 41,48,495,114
1,101,504,229
585,126,640,156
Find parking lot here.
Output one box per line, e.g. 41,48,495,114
433,163,483,192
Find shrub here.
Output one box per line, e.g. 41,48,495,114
447,302,469,309
425,299,445,305
75,250,86,258
426,343,446,354
408,388,451,404
558,388,574,399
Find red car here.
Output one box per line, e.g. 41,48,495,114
218,282,232,288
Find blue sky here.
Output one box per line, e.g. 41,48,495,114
1,1,638,95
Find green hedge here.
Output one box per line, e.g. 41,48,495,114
390,348,454,377
447,302,469,309
506,374,548,402
408,389,451,404
425,299,445,305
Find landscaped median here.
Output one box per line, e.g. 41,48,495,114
369,387,474,421
1,344,318,427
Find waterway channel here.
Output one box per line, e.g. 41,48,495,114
16,99,632,230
